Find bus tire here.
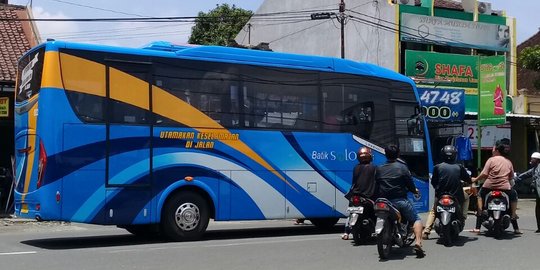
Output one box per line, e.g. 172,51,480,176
161,191,209,241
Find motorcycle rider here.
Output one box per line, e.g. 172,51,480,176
375,144,424,258
472,139,518,233
514,152,540,233
422,145,472,239
342,146,377,240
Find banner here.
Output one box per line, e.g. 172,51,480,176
465,120,510,149
418,88,465,122
0,97,9,117
405,50,478,93
478,56,506,126
401,13,510,52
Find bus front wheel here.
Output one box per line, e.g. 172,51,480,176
161,191,210,241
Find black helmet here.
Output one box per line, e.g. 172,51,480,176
441,145,457,162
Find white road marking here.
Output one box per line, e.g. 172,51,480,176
0,251,37,256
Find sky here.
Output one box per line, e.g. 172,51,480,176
7,0,540,47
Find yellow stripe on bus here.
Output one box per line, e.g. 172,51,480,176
109,67,149,110
60,53,106,96
21,101,38,201
41,51,63,89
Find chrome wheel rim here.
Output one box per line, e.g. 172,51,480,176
174,202,200,231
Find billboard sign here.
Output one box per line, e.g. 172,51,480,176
401,13,510,52
418,88,465,122
405,50,478,93
478,56,506,126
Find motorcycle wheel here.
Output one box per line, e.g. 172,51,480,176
493,220,502,239
351,225,362,245
377,219,392,260
442,224,453,247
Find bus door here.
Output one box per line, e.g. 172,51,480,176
105,61,152,225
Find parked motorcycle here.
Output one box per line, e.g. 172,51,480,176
346,194,375,245
374,198,415,259
434,193,463,246
481,190,511,238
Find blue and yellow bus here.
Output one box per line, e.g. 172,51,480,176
14,40,432,240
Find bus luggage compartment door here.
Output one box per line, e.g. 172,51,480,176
105,125,152,225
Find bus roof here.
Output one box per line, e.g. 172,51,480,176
32,40,414,85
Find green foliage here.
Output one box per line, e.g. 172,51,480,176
519,45,540,91
188,4,253,46
518,45,540,71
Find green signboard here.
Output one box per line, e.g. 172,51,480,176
405,50,478,93
478,55,506,126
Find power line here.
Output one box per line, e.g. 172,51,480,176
48,0,151,18
268,20,329,44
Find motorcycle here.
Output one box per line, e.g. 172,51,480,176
481,190,511,238
434,193,463,246
346,194,375,245
373,198,415,259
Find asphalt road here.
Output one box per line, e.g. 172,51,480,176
0,199,539,270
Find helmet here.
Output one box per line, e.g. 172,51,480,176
531,152,540,159
440,145,457,162
358,147,373,163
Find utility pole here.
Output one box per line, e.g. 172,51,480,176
339,0,345,59
247,23,252,47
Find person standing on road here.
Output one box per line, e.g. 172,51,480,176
375,144,424,258
514,152,540,233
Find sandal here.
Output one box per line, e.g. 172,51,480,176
471,228,480,234
414,244,425,258
422,232,430,240
341,233,349,240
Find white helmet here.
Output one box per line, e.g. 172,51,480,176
531,152,540,159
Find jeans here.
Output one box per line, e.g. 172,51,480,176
390,198,420,225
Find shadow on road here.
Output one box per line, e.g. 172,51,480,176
21,224,343,250
377,246,416,262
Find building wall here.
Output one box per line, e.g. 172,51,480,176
235,0,398,70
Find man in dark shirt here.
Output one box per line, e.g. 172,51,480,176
375,144,424,257
423,145,472,238
350,147,377,199
342,147,377,240
432,145,472,209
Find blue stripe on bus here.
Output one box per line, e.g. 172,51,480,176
283,132,344,192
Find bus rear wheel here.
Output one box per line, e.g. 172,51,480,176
161,191,209,241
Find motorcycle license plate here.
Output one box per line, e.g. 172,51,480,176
488,203,506,211
436,206,455,213
347,206,364,214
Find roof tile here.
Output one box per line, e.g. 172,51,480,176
0,4,33,83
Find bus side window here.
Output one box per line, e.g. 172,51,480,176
66,91,105,123
110,100,149,124
339,102,374,138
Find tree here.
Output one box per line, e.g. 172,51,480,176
518,45,540,90
188,4,253,46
